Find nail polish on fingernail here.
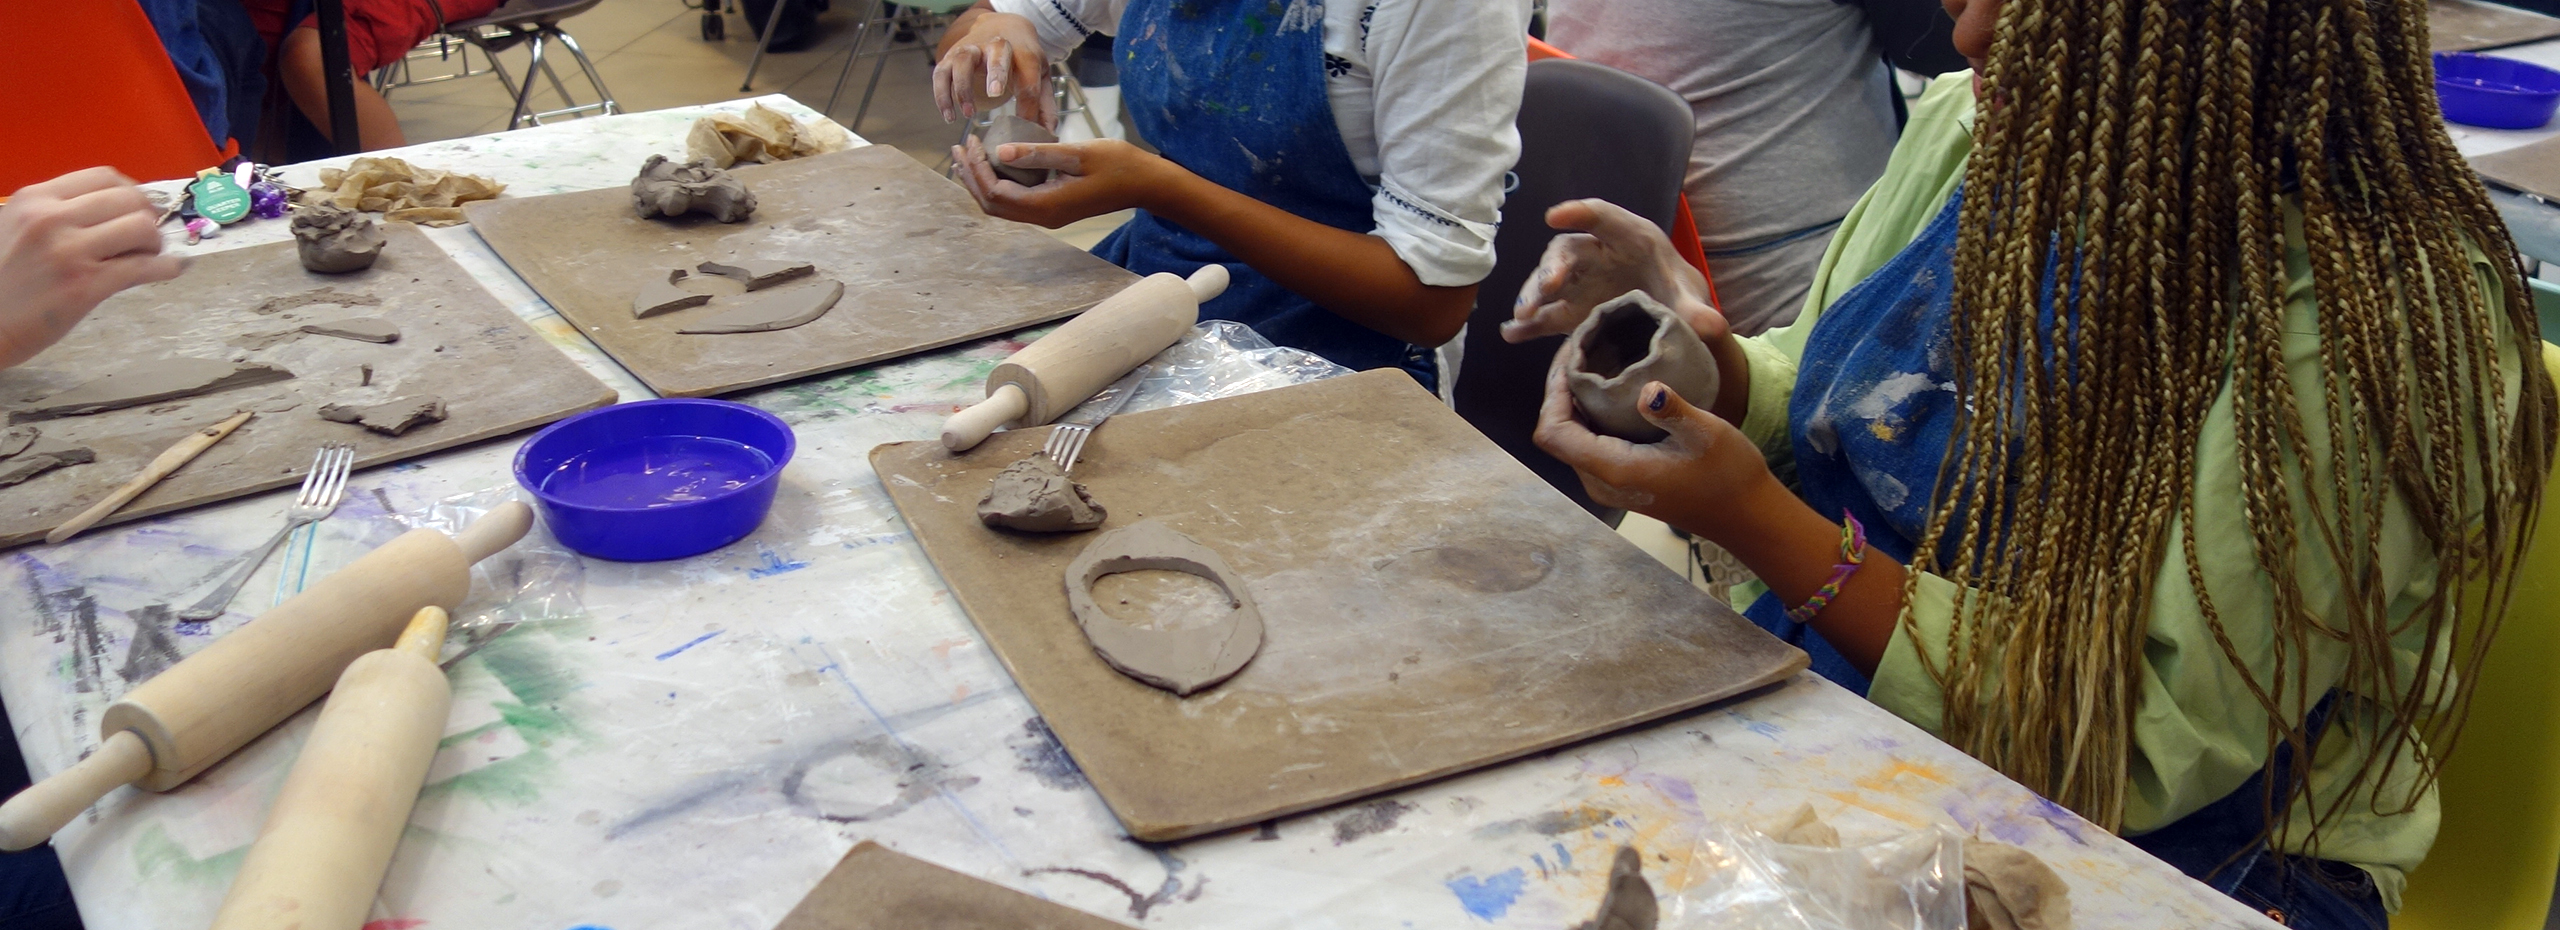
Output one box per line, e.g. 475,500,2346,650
1648,389,1668,411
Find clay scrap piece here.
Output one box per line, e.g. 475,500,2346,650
1561,290,1720,443
297,316,400,343
0,426,35,460
697,258,815,292
676,279,843,334
631,154,757,223
252,286,381,315
977,455,1107,532
289,204,386,273
1573,846,1659,930
13,359,294,423
1964,838,2072,930
0,438,95,488
1062,519,1263,696
981,114,1057,187
319,397,447,436
633,270,713,319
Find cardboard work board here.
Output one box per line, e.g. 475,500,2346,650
2473,135,2560,201
872,370,1809,842
2431,0,2560,51
0,224,614,549
462,146,1138,398
774,842,1135,930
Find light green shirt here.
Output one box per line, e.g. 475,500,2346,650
1732,72,2524,911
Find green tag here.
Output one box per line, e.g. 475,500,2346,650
190,174,251,224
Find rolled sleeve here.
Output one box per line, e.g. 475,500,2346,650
1362,0,1527,287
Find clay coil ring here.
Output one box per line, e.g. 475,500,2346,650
1061,519,1265,696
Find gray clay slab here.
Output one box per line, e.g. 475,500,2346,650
462,145,1138,398
0,224,614,549
2430,0,2560,51
773,842,1135,930
871,370,1809,842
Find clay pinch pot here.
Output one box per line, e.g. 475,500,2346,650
1559,290,1719,443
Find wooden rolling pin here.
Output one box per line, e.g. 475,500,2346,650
209,606,454,930
941,264,1228,451
0,502,532,851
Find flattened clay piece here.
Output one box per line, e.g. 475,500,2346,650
1561,290,1720,442
1964,839,2072,930
1572,846,1658,930
981,114,1056,186
634,269,712,319
13,358,294,423
0,438,95,488
253,286,380,315
676,279,843,334
697,258,815,291
630,154,757,223
297,316,400,343
290,204,386,273
1063,519,1262,696
977,455,1107,531
319,397,447,436
0,426,35,460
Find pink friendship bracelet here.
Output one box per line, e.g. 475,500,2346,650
1786,511,1867,624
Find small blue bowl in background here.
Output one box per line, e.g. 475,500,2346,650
2437,52,2560,130
515,399,795,561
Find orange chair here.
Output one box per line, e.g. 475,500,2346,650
0,0,233,195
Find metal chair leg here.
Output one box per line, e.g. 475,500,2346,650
739,0,793,91
824,0,889,116
850,6,905,129
533,43,580,124
551,28,620,115
506,30,548,129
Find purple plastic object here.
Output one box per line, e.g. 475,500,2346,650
2437,52,2560,130
514,398,796,561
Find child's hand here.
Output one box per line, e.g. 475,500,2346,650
0,168,185,370
932,10,1054,126
949,136,1172,228
1506,199,1724,347
1532,357,1772,532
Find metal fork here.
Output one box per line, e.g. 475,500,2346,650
1044,365,1147,472
177,444,356,621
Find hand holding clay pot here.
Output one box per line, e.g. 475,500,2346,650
950,137,1176,230
1504,199,1722,349
1532,350,1774,530
932,9,1054,126
1557,291,1720,443
0,168,187,369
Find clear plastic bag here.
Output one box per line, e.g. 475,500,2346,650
393,485,587,665
1083,320,1354,418
1662,823,1966,930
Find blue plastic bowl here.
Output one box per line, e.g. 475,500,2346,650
514,399,795,561
2437,52,2560,130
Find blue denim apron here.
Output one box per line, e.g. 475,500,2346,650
1096,0,1437,385
1744,187,2384,927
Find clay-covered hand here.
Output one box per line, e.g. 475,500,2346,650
950,137,1172,229
932,10,1054,126
1505,199,1724,346
0,168,186,370
1532,356,1771,527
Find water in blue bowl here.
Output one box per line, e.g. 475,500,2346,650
538,435,773,510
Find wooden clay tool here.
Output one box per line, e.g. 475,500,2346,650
0,502,533,851
209,606,454,930
45,410,255,545
941,264,1228,452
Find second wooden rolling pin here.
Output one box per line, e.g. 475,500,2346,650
209,606,455,930
941,264,1229,451
0,501,533,851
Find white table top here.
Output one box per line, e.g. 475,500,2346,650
0,96,2276,929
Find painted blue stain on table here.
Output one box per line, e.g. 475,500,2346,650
1446,868,1525,920
748,547,810,578
655,630,723,660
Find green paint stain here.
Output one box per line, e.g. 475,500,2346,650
132,823,246,886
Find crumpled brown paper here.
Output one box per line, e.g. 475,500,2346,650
298,157,505,227
685,103,855,169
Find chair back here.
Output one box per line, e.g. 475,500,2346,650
0,0,229,193
1452,58,1695,521
2396,341,2560,930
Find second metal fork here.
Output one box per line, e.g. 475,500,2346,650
177,444,356,621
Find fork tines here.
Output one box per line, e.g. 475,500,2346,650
300,444,355,507
1044,425,1091,471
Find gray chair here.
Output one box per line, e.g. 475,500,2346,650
440,0,621,130
1451,57,1695,524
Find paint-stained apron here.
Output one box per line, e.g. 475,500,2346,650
1096,0,1437,385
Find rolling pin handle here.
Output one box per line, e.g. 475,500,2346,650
1186,264,1230,304
453,501,534,564
0,730,151,851
941,384,1030,453
395,606,450,660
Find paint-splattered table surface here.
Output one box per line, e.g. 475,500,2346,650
0,98,2278,930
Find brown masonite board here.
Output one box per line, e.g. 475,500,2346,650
0,224,613,548
462,145,1138,398
2474,135,2560,201
2431,0,2560,51
775,842,1135,930
871,370,1809,842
